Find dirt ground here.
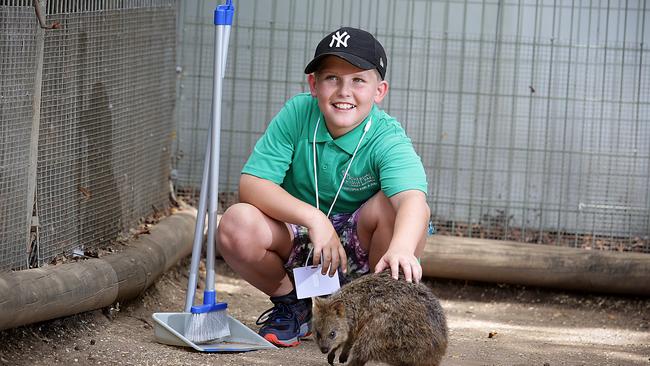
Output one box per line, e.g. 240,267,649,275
1,257,648,366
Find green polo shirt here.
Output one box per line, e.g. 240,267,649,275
242,93,427,214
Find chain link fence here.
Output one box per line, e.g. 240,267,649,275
174,0,649,253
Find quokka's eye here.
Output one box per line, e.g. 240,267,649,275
329,331,336,339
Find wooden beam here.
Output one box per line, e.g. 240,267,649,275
421,235,650,296
0,208,197,331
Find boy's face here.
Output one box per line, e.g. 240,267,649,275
308,56,388,138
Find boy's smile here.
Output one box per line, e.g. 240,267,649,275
308,56,388,138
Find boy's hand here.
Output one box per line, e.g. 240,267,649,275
374,248,422,283
308,212,348,277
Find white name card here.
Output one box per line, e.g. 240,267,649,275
292,265,340,299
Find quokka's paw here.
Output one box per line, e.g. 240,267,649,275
339,353,348,363
327,350,336,365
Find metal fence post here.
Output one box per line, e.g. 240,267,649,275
25,0,48,268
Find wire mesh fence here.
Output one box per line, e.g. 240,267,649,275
0,0,177,271
174,0,649,253
0,3,38,271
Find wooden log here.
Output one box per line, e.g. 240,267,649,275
0,207,197,331
104,211,197,302
421,235,650,296
0,259,119,331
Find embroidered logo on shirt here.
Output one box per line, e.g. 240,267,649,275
342,173,378,192
329,31,350,48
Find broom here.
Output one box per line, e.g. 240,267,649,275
183,0,235,344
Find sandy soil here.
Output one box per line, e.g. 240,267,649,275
1,257,648,366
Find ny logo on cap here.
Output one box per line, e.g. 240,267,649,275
329,31,350,48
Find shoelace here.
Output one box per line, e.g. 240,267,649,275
255,303,297,326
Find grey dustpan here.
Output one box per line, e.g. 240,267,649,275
152,312,276,352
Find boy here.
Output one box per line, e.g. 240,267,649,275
217,27,430,347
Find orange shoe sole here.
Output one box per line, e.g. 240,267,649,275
263,333,301,347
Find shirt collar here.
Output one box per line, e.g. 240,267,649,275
309,115,333,143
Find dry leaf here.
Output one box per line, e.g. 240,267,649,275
78,186,91,199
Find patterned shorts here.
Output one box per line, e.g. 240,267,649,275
284,207,368,286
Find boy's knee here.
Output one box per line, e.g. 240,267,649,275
361,191,395,226
217,203,258,251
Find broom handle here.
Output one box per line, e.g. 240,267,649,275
184,130,211,312
206,6,232,294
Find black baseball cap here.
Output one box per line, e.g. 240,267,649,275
304,27,387,80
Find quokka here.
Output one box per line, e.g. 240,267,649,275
313,270,448,366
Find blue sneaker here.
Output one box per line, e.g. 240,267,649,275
256,296,312,347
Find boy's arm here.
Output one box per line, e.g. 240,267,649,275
239,174,348,276
374,189,430,283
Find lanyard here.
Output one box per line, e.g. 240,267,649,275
307,116,372,266
312,116,373,217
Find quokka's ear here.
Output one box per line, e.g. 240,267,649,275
331,300,345,317
314,296,327,309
